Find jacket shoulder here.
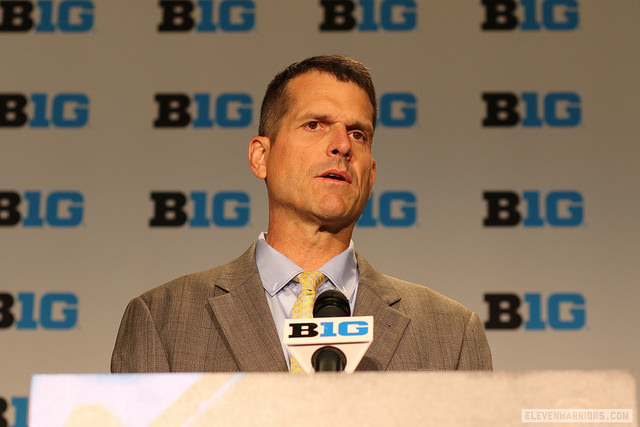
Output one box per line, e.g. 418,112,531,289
139,265,226,303
138,243,257,307
357,253,474,317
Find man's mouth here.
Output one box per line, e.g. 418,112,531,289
320,170,352,183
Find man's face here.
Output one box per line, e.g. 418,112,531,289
261,71,376,231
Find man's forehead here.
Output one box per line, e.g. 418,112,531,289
286,71,369,101
285,72,373,113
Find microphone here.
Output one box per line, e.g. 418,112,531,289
314,289,350,317
312,290,350,372
283,290,374,374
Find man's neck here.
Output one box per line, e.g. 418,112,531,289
265,222,354,271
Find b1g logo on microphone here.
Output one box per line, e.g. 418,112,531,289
285,316,374,373
288,320,369,339
320,0,417,32
0,93,90,128
482,92,581,128
481,0,579,31
357,191,417,228
0,191,84,227
0,396,28,427
483,191,583,227
0,292,79,330
158,0,255,32
153,93,252,129
0,0,94,32
150,191,250,228
484,292,586,330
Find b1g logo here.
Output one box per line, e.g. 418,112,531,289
154,93,252,128
484,292,586,330
357,191,416,227
150,191,250,228
158,0,255,32
0,396,28,427
0,0,94,32
379,93,416,127
483,191,583,227
0,93,89,128
0,191,84,227
481,0,579,31
153,93,416,129
288,320,369,338
0,292,79,330
320,0,417,32
482,92,581,127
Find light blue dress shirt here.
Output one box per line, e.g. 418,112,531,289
255,232,359,366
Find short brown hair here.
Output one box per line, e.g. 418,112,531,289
258,55,377,140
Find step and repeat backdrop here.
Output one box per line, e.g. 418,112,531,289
2,0,639,424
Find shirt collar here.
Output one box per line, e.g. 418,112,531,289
255,232,358,299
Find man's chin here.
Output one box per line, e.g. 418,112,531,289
313,211,359,233
311,196,367,229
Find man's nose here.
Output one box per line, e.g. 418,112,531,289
327,127,352,158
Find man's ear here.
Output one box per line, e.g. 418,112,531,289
248,136,270,179
369,159,376,189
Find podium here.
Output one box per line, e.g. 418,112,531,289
30,371,636,426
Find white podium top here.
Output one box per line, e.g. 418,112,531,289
30,371,636,426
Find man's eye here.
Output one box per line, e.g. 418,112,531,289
306,121,319,130
351,131,366,141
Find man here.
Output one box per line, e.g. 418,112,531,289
111,55,492,373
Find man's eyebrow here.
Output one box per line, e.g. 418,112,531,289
300,112,333,123
347,121,374,135
299,112,374,134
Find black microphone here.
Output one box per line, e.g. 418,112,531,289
312,290,350,371
314,289,350,317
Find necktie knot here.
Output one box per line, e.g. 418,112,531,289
291,271,325,319
295,270,325,292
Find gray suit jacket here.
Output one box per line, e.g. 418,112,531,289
111,244,492,372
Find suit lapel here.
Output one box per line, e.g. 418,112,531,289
354,254,410,371
207,245,288,372
204,247,409,372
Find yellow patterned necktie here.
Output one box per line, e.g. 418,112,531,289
290,271,326,373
